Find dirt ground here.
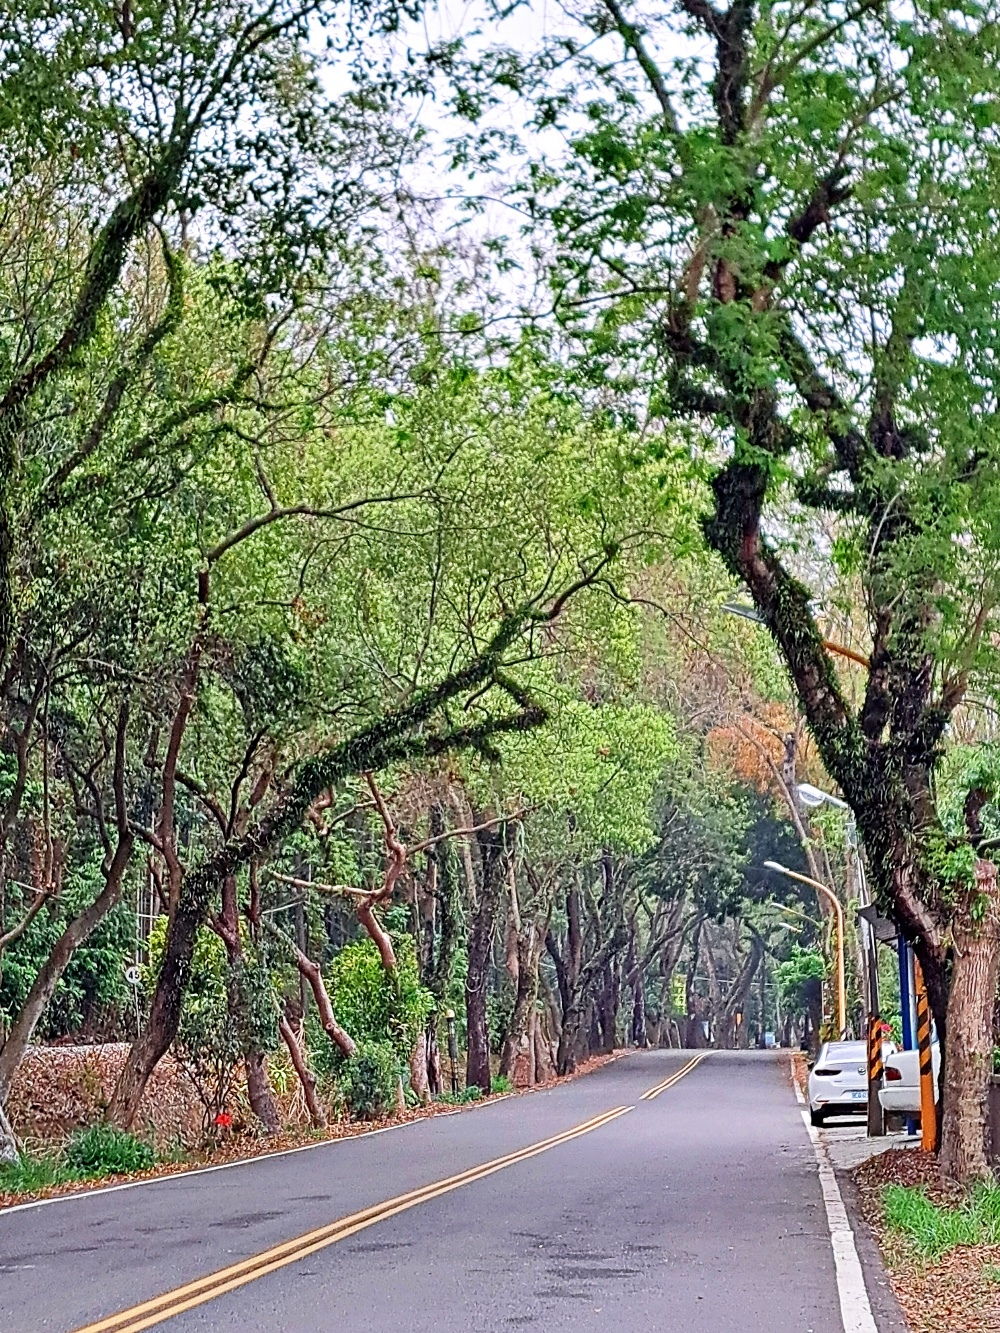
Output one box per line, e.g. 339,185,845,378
855,1148,1000,1333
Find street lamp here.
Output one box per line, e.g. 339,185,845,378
796,782,849,811
721,603,870,668
796,783,878,1008
764,860,847,1039
760,901,822,931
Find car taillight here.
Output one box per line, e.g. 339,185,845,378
813,1068,840,1076
885,1066,902,1082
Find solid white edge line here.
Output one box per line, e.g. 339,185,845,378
800,1107,879,1333
0,1049,630,1219
0,1094,519,1219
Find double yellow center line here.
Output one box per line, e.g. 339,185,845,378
639,1052,709,1100
72,1105,632,1333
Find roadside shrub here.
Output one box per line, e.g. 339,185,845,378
491,1075,512,1095
0,1153,77,1193
338,1040,399,1120
329,933,433,1064
65,1124,155,1176
436,1086,482,1105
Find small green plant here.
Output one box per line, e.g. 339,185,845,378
882,1183,1000,1260
491,1075,512,1095
436,1085,483,1105
65,1124,155,1177
338,1040,400,1119
0,1153,77,1194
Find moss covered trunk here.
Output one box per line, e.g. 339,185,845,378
465,822,505,1094
939,862,1000,1183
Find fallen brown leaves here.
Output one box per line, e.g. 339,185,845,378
855,1148,1000,1332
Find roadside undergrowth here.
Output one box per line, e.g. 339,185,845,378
0,1052,620,1211
855,1149,1000,1331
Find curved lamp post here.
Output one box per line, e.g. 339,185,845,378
764,860,847,1039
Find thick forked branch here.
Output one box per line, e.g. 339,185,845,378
278,1014,327,1128
263,919,357,1060
272,804,529,978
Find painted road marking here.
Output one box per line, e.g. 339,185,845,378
793,1062,876,1330
0,1095,515,1219
71,1104,634,1333
794,1066,877,1333
639,1052,709,1100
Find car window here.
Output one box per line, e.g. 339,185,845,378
824,1043,866,1059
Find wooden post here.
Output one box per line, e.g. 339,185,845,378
913,957,938,1153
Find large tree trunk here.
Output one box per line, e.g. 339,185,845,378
465,821,504,1093
410,1035,431,1105
557,998,587,1075
425,1018,443,1095
939,861,1000,1184
631,966,647,1048
108,867,212,1127
245,1049,281,1134
0,1095,17,1163
0,835,133,1103
597,961,619,1053
500,925,539,1081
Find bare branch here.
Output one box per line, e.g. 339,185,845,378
599,0,679,131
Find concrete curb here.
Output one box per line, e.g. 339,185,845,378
835,1165,911,1333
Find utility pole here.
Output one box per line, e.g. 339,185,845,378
764,861,846,1039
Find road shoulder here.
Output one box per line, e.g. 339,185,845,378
835,1165,911,1333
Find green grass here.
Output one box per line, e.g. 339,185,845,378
491,1075,512,1095
0,1153,79,1194
435,1086,483,1105
883,1183,1000,1260
65,1124,155,1175
0,1124,158,1197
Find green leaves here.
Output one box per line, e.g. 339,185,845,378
328,933,433,1061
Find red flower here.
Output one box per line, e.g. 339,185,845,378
213,1112,233,1128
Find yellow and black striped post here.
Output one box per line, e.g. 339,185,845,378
867,1014,885,1137
913,958,938,1152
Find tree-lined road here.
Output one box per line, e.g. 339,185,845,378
0,1052,864,1332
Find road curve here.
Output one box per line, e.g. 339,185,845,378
1,1051,850,1332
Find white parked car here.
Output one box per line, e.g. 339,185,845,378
807,1040,894,1126
878,1045,941,1117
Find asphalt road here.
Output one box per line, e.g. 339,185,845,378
1,1051,852,1332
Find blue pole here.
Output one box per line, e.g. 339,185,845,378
898,937,913,1049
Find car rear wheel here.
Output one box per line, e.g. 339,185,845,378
809,1107,825,1127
